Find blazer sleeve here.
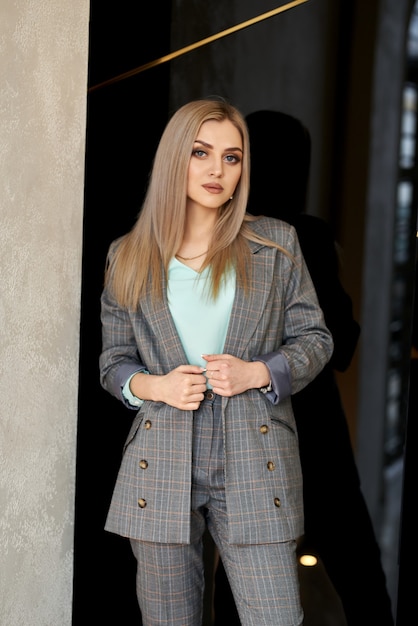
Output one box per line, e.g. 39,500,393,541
249,217,334,397
99,283,148,409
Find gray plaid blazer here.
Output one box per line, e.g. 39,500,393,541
100,216,333,545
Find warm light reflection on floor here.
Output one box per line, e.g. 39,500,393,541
299,553,318,567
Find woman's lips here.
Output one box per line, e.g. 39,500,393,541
202,183,224,193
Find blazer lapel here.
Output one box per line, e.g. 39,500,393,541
140,272,189,370
223,240,272,359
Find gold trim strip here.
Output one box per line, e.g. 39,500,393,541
89,0,309,93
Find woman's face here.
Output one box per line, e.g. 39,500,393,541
187,119,243,211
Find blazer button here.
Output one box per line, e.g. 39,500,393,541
260,424,269,434
138,498,147,508
274,497,281,508
144,420,152,430
267,461,276,471
139,459,148,470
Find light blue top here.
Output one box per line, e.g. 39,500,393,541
167,257,236,368
123,257,236,405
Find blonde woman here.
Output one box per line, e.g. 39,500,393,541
99,97,333,626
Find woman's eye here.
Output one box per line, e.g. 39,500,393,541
225,154,241,163
192,149,207,158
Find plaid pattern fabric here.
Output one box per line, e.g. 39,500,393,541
100,216,333,545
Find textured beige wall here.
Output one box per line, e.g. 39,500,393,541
0,1,89,624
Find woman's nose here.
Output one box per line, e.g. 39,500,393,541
209,158,223,176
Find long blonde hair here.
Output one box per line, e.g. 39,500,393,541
105,97,289,309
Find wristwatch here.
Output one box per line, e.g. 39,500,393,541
259,380,273,394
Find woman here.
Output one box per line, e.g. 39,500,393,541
99,97,333,626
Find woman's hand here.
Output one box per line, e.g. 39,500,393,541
202,354,270,396
131,365,207,410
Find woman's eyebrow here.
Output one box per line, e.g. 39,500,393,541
194,139,243,153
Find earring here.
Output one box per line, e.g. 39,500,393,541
230,195,234,200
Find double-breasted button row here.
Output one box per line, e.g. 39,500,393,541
259,424,278,503
139,419,152,508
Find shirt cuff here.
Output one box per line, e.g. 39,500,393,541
122,370,149,408
252,352,291,405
